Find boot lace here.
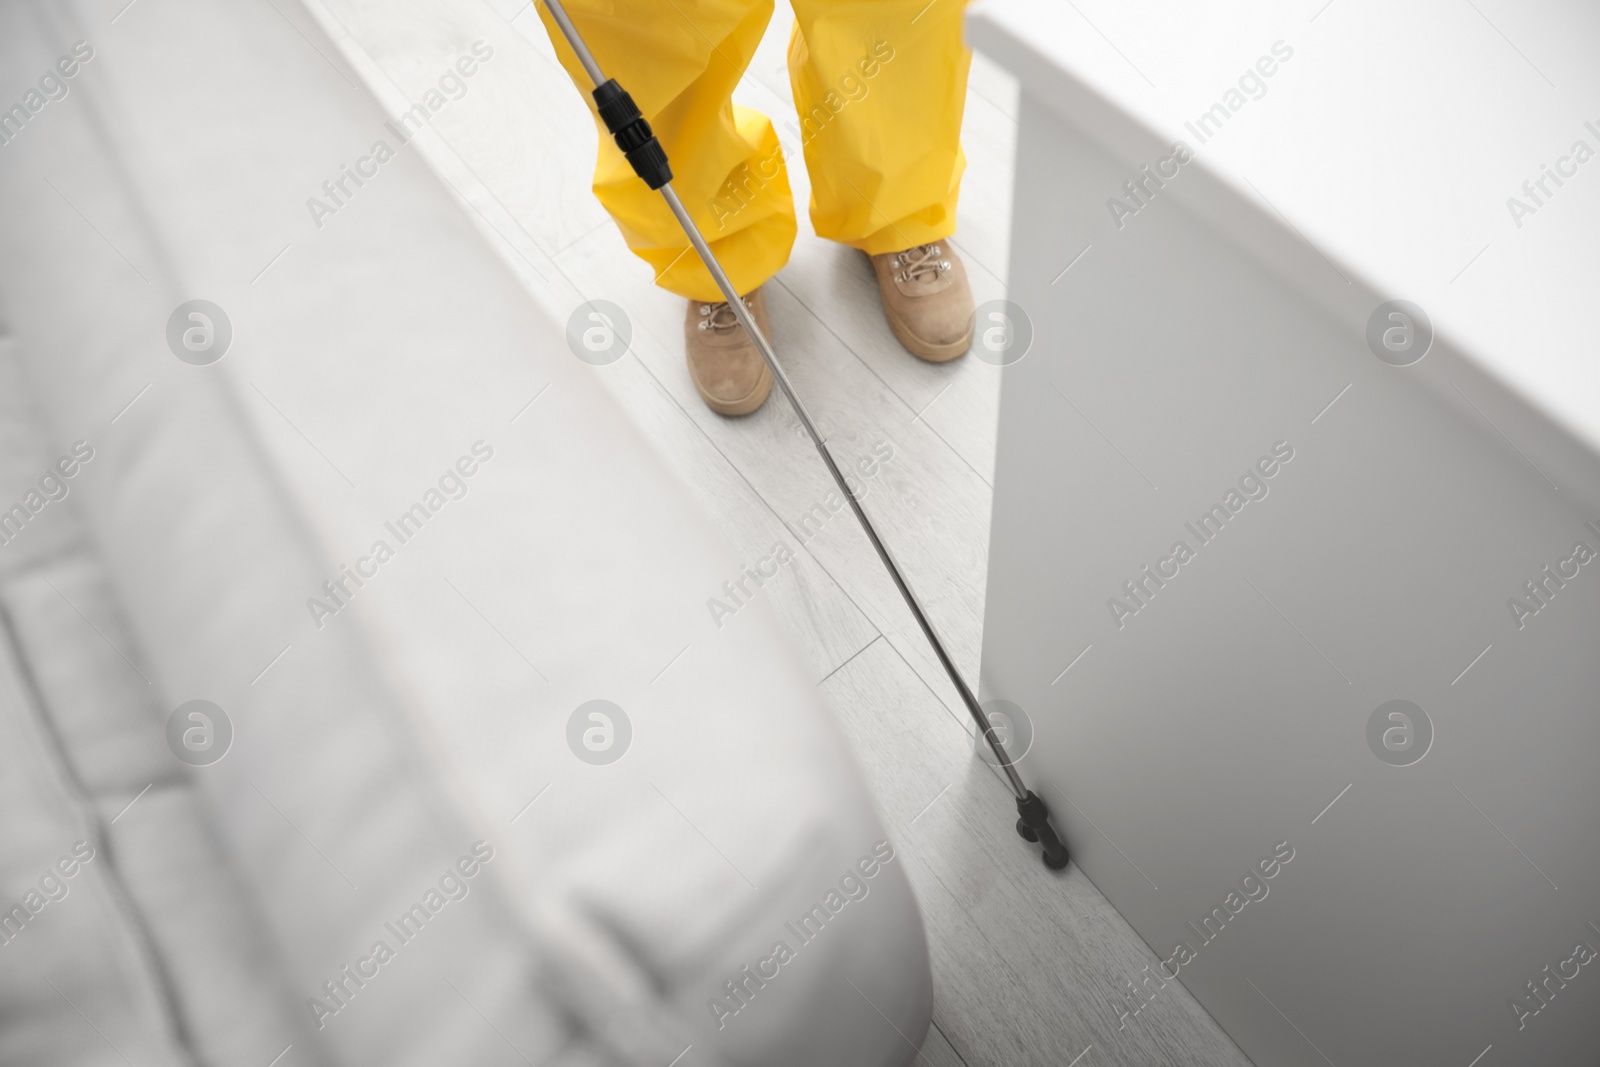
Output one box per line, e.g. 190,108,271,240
889,243,951,283
696,296,755,332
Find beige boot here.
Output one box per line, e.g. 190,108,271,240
684,289,773,416
869,242,975,362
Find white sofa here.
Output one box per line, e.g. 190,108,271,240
0,1,930,1064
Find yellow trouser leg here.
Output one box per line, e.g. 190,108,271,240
786,0,971,255
537,0,797,301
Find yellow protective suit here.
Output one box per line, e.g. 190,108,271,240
536,0,971,301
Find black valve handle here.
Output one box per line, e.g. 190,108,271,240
592,79,672,190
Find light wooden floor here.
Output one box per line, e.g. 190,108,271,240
304,1,1255,1063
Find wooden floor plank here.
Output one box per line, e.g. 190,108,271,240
967,49,1020,125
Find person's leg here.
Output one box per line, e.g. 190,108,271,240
785,0,976,360
537,0,794,412
539,0,795,298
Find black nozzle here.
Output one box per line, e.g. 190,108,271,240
591,78,672,190
1017,790,1070,870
